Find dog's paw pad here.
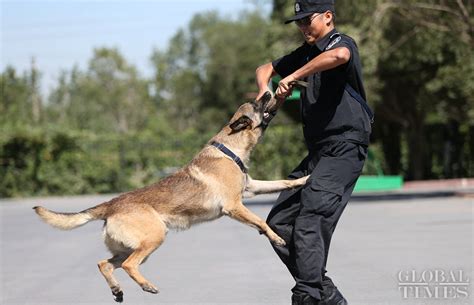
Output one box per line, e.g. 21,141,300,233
142,284,159,294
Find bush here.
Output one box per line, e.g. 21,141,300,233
0,123,391,198
0,128,216,197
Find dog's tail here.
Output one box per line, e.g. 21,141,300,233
33,203,108,230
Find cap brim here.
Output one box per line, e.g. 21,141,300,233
284,12,314,24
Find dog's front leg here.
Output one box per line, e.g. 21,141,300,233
223,203,286,246
244,175,309,198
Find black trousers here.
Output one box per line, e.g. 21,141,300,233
267,141,367,300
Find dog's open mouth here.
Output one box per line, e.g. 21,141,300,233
262,96,278,126
261,107,277,128
253,91,277,129
262,98,276,127
263,111,273,121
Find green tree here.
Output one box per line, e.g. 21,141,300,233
371,1,473,179
150,11,275,132
271,0,474,179
1,60,43,128
48,48,153,134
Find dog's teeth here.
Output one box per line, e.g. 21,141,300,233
264,113,269,119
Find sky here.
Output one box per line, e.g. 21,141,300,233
1,0,271,96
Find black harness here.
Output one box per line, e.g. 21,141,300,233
211,142,247,173
344,83,374,123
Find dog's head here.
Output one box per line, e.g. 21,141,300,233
228,91,276,138
210,91,277,162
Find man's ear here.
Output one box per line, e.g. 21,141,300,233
230,115,253,132
257,91,273,104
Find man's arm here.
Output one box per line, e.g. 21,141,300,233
256,62,277,100
276,47,350,98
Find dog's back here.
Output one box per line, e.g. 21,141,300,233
34,145,242,232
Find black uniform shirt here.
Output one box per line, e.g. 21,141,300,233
272,28,372,149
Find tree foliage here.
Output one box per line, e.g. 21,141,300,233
150,11,274,131
48,48,153,134
333,0,474,179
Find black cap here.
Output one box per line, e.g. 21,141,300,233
285,0,335,24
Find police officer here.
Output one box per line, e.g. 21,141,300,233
255,1,373,304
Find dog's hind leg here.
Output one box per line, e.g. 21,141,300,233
103,208,166,298
105,209,167,295
98,255,127,302
121,237,164,294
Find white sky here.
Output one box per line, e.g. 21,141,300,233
1,0,271,96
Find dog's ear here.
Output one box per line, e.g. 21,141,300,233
257,91,273,104
230,115,252,132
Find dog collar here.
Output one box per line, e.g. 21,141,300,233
210,142,247,173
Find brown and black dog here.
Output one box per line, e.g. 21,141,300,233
34,91,308,302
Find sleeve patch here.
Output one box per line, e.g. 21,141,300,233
325,36,342,51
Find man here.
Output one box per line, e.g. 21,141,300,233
255,1,373,304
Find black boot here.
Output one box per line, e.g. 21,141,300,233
292,293,320,305
320,277,348,305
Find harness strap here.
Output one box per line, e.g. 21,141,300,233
344,84,374,123
211,142,247,173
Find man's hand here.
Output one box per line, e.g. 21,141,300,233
276,74,296,99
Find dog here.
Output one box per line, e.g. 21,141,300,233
33,91,308,302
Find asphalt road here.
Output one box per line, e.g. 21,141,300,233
0,194,472,305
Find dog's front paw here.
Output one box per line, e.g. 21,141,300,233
292,175,310,187
271,235,286,247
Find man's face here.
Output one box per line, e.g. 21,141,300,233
296,11,332,45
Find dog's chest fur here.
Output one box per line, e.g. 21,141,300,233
157,152,246,231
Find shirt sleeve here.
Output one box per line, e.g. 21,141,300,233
272,44,307,78
331,34,358,69
332,34,366,99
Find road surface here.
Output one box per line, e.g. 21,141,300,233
1,194,472,305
